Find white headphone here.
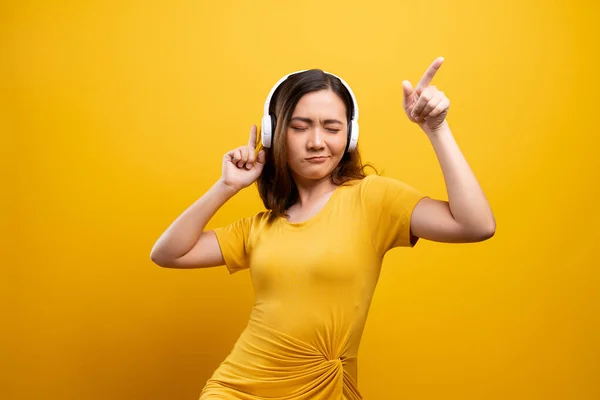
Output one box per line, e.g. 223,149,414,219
261,70,360,152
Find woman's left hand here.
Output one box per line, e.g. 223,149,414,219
402,56,450,133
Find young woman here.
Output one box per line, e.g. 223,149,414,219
150,57,495,399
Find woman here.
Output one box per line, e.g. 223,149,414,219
150,57,496,399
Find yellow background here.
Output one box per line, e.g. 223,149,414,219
2,0,599,399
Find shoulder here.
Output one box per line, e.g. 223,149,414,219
337,174,377,191
332,174,408,207
218,210,272,233
360,173,408,185
356,173,412,194
244,210,283,233
246,210,272,227
357,174,424,208
333,174,406,199
347,173,401,186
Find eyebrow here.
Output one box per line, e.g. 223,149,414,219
290,117,344,125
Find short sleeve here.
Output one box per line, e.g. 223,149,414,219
360,174,427,257
213,215,254,275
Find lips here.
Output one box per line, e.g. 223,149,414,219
305,156,329,164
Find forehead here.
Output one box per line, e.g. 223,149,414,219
292,90,346,118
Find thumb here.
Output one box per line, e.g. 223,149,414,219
256,149,266,165
402,80,414,108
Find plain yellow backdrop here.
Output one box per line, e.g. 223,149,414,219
2,0,599,399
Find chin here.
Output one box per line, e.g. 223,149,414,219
303,172,330,180
296,167,335,181
289,158,341,181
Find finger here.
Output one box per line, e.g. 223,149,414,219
415,56,444,92
244,149,255,170
248,125,257,148
238,147,248,168
417,91,444,120
425,98,450,119
247,148,256,165
256,149,266,165
411,87,436,118
402,80,414,109
231,148,242,163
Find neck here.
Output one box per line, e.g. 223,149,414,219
292,175,338,207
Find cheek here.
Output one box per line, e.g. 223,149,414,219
333,133,348,153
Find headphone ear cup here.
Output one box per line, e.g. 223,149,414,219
346,120,359,152
261,114,275,148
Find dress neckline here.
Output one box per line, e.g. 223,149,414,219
279,184,345,230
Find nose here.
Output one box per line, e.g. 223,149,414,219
307,127,325,150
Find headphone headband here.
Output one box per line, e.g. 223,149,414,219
262,70,359,121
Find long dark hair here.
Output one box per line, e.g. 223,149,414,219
256,69,377,222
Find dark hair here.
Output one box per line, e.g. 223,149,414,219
256,69,378,222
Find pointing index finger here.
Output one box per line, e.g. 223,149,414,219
248,124,257,148
415,56,444,91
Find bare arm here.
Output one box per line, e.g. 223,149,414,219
410,121,496,243
401,57,495,243
150,181,238,268
150,125,265,268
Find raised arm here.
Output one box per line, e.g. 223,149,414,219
150,125,266,268
401,57,495,243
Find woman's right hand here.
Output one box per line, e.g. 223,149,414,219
220,125,266,192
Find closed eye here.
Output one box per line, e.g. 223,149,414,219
291,127,341,133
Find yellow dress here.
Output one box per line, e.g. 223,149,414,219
200,174,426,399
